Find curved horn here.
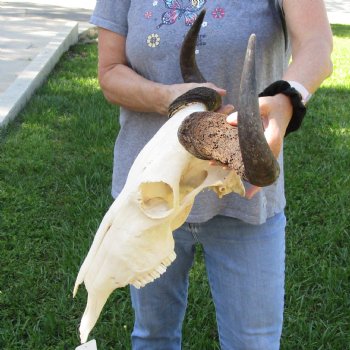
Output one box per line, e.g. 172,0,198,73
238,34,280,187
180,9,206,83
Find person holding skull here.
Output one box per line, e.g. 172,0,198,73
88,1,332,348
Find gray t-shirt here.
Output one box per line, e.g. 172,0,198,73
91,0,290,225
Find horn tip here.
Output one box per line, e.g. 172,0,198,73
195,8,206,27
248,33,256,50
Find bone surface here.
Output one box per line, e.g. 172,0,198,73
74,102,245,343
178,111,245,177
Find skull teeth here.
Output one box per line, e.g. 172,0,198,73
150,271,160,279
156,265,167,274
162,254,176,266
169,251,176,262
133,280,142,289
130,252,177,289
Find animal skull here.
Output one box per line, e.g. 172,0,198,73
74,9,279,344
74,102,245,343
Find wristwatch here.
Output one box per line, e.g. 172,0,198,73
288,81,312,105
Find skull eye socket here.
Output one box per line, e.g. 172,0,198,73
138,182,174,219
179,166,208,202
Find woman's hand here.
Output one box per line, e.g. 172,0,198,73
226,94,293,199
162,82,232,116
98,29,232,116
259,93,293,157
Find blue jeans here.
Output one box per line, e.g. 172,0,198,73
130,213,286,350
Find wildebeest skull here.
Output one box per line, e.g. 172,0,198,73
74,9,279,344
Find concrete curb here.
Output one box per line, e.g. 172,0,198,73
0,21,79,128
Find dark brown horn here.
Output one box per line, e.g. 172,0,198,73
180,9,206,83
238,34,280,186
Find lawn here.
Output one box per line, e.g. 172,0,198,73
0,25,349,349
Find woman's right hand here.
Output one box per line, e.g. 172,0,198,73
162,82,232,116
98,29,233,116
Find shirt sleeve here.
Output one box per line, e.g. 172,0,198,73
90,0,130,36
277,0,285,16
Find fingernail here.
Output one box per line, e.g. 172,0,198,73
226,111,238,123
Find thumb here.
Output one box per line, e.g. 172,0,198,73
264,122,283,158
203,83,227,96
217,104,235,115
226,111,238,126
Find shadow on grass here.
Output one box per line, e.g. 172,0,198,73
332,23,350,38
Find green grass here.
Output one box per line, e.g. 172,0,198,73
0,25,349,349
282,24,350,350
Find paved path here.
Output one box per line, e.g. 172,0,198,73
1,1,95,93
0,0,349,127
0,0,95,126
325,0,350,25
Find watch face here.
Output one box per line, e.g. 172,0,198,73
288,81,312,105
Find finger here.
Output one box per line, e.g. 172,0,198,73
258,96,270,116
263,120,283,158
245,185,261,199
204,83,227,96
226,111,238,126
258,97,272,129
217,104,235,115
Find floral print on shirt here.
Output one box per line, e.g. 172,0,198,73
145,0,225,52
212,7,225,19
147,33,161,47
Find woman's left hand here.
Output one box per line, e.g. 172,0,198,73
226,94,293,199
